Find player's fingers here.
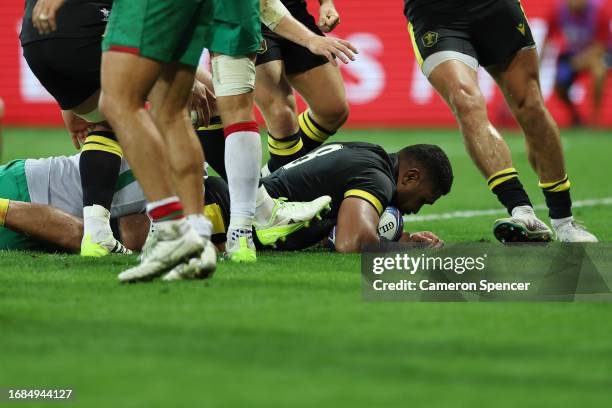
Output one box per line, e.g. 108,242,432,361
330,47,349,64
337,39,359,54
332,42,355,61
326,15,340,31
71,134,81,150
48,9,57,32
318,14,326,30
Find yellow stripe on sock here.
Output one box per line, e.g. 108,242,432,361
487,167,518,190
0,198,9,227
82,135,123,158
198,123,224,131
299,111,329,143
267,135,304,156
344,189,383,215
204,203,225,235
539,176,571,192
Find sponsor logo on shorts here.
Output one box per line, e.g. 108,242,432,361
422,31,438,48
516,23,526,36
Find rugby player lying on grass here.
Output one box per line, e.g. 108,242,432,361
0,141,452,255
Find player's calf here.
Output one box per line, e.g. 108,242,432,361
80,130,125,257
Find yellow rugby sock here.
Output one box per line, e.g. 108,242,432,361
0,198,9,227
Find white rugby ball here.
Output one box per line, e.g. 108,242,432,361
327,206,404,251
377,206,404,241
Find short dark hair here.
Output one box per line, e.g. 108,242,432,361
398,144,454,195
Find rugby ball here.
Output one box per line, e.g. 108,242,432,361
327,206,404,251
378,206,404,241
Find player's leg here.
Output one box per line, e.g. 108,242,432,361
289,62,349,152
100,1,208,282
70,90,126,256
208,0,262,262
254,59,302,173
147,62,213,242
427,61,549,240
21,37,125,256
195,67,227,180
488,48,597,242
422,0,552,242
212,54,261,262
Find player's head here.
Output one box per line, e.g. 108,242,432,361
395,144,453,214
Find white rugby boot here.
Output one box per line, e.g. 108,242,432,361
224,228,257,263
552,217,598,242
254,195,332,246
118,219,203,283
162,239,217,281
493,205,553,243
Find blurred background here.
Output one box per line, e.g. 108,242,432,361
0,0,610,131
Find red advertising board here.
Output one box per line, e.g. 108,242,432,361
1,0,610,127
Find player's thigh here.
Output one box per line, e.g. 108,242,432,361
471,0,536,67
255,60,298,133
100,51,163,111
428,60,482,112
149,62,197,117
486,48,542,112
289,63,348,117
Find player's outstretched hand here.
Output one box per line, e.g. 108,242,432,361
318,1,340,33
403,231,444,248
61,110,89,149
189,79,214,128
307,36,358,66
33,0,67,35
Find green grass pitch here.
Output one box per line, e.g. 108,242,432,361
1,128,611,407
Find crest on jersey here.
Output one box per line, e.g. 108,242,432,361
516,23,526,36
422,31,438,48
100,7,111,22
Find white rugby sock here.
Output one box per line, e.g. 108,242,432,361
254,186,276,226
186,214,213,239
224,121,261,230
83,204,112,241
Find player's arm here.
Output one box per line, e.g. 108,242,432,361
32,0,67,35
334,197,380,252
2,200,83,251
318,0,340,33
259,0,357,65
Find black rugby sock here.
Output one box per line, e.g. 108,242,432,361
196,116,227,181
80,131,122,210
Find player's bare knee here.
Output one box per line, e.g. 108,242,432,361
448,84,486,120
99,90,142,122
313,100,350,130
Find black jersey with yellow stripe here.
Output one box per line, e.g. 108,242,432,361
261,142,398,219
